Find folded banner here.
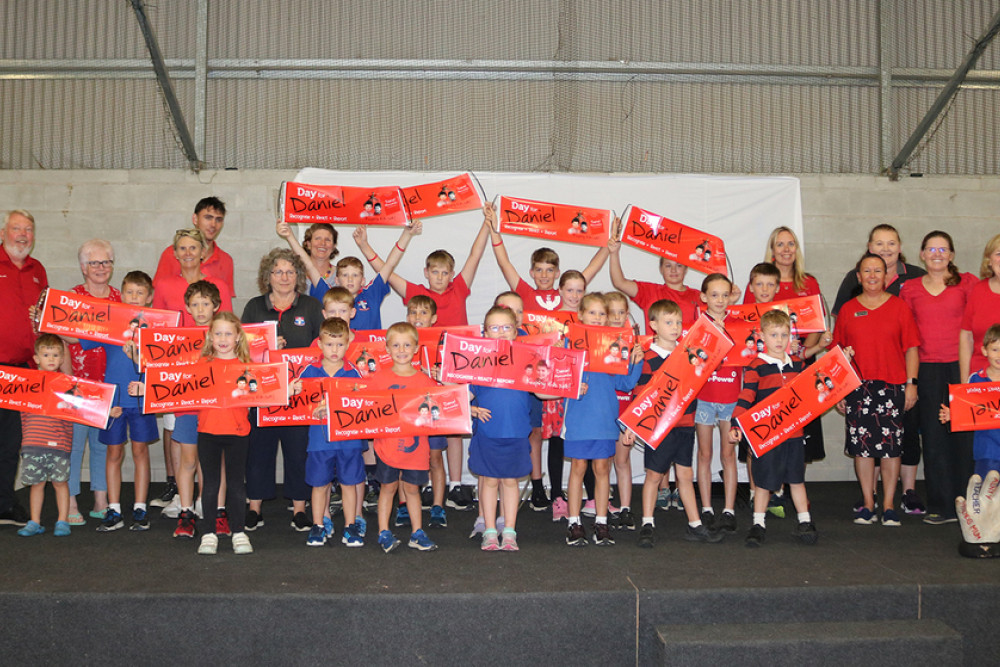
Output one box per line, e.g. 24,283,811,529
726,295,826,334
402,173,483,219
346,331,399,378
522,310,577,338
244,322,278,363
325,383,472,441
736,346,860,458
418,324,481,371
439,333,585,399
0,366,115,429
564,323,635,375
279,181,410,227
497,195,611,248
620,205,728,275
947,381,1000,432
38,289,180,346
618,317,733,449
141,361,289,414
137,322,276,371
722,318,766,368
267,347,324,380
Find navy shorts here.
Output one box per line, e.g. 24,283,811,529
428,435,448,451
100,407,158,445
643,426,695,474
171,414,199,445
374,455,429,487
753,436,806,492
306,449,366,487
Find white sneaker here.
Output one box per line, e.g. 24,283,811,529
193,498,203,519
232,531,253,555
161,495,182,519
198,533,218,555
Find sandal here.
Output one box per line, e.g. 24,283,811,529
67,512,86,526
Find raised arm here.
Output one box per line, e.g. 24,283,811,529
276,221,321,288
607,221,639,298
459,214,492,288
379,220,423,283
581,246,610,284
485,203,524,290
354,226,409,296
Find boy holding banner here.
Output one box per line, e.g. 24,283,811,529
729,310,817,548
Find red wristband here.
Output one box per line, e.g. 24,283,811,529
395,242,405,252
492,240,503,247
366,253,378,263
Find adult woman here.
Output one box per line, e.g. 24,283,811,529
900,231,976,524
66,239,120,523
832,253,920,526
276,221,339,301
152,228,234,324
959,233,1000,382
241,248,324,531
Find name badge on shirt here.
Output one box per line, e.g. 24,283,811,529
854,311,868,317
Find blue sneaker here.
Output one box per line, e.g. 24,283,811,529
306,524,327,547
54,520,71,537
17,520,45,536
881,509,901,527
394,505,410,527
408,528,438,551
378,529,400,554
429,505,447,528
342,523,364,547
129,507,150,531
355,515,367,538
96,508,124,532
322,516,335,539
854,507,877,525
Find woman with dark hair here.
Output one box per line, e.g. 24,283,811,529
832,253,920,527
241,248,324,532
900,231,976,525
276,221,340,301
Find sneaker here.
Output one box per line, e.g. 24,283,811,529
193,498,203,519
854,507,877,525
529,486,550,511
173,510,197,539
638,523,655,548
216,508,231,537
795,521,819,545
766,495,785,519
378,529,401,554
901,489,927,516
394,505,410,528
593,522,615,546
129,507,150,531
322,516,335,539
355,515,367,537
429,505,447,528
881,509,901,527
161,495,182,519
150,481,178,508
685,523,725,543
566,522,588,546
97,508,124,532
328,497,342,518
342,523,364,547
446,486,471,511
198,533,218,555
481,528,500,551
717,511,737,533
0,504,29,527
656,489,671,511
17,520,44,537
408,528,438,551
245,509,263,531
469,516,486,538
306,524,327,547
232,532,253,554
329,489,343,509
673,489,684,511
923,513,958,525
745,523,766,548
551,496,569,522
363,488,380,511
700,510,715,530
420,486,434,510
853,495,878,514
616,507,636,531
54,520,71,537
581,499,597,517
500,528,519,551
291,511,311,532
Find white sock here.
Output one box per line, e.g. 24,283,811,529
753,512,766,527
798,511,812,523
595,515,607,525
620,505,630,512
448,482,460,490
568,516,581,526
689,520,702,528
643,517,655,527
134,503,147,512
109,503,121,514
702,506,713,514
724,508,734,515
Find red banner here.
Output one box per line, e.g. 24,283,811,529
564,323,635,375
722,318,764,368
726,295,826,334
736,346,861,458
402,173,483,219
280,181,410,227
418,324,481,372
439,333,585,399
948,381,1000,432
267,347,324,380
325,383,471,441
620,205,728,275
141,361,289,414
258,377,369,428
498,196,611,248
522,310,577,338
136,322,275,371
0,366,116,429
38,289,180,346
244,322,278,363
618,317,733,449
346,332,395,378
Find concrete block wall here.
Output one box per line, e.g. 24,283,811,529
1,170,997,484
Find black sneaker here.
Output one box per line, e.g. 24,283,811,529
700,510,716,530
593,522,615,546
566,522,588,546
638,524,655,548
96,508,124,532
446,486,471,511
685,523,724,543
420,486,434,510
245,509,263,532
291,511,311,532
129,507,150,531
529,486,551,512
616,508,636,531
150,480,178,508
363,488,379,512
794,520,818,545
717,511,737,533
0,504,29,527
745,523,766,548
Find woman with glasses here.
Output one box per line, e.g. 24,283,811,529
241,248,324,532
152,228,234,325
900,232,976,525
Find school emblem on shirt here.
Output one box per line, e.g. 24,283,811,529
356,299,370,312
535,294,560,310
294,316,306,326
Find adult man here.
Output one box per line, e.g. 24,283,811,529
153,196,234,295
0,210,48,526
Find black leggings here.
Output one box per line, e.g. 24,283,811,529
198,432,249,534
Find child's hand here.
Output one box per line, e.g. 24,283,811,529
312,399,328,420
483,202,498,232
607,217,622,253
579,382,588,396
939,403,951,424
729,427,742,443
842,346,854,361
275,221,293,239
789,337,801,355
127,381,144,397
352,226,368,248
429,366,440,382
289,379,303,396
630,344,644,364
728,282,742,304
276,335,287,350
620,430,635,447
109,406,123,418
405,219,423,237
473,406,492,422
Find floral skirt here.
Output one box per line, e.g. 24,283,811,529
844,380,904,459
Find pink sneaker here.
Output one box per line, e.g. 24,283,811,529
500,528,519,551
581,499,597,517
481,528,500,551
551,497,568,522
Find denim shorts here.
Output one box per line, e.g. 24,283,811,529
694,400,735,426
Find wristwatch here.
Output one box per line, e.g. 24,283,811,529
906,378,918,386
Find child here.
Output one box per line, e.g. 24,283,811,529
605,291,639,529
372,322,439,553
633,300,723,547
694,273,741,533
302,317,367,547
469,306,534,551
729,310,818,548
16,335,77,537
84,271,160,533
560,293,643,546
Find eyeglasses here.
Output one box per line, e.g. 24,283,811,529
271,270,297,278
85,260,114,269
487,324,514,333
924,247,951,255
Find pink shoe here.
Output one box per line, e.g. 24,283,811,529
581,499,597,517
481,528,500,551
551,497,568,522
500,528,519,551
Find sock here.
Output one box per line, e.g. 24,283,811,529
702,506,713,515
532,478,544,493
217,506,225,511
109,503,122,514
643,517,655,527
754,512,766,527
568,516,581,526
134,503,146,512
595,515,607,525
798,511,812,523
620,505,630,512
182,506,193,512
724,508,734,515
689,520,702,528
449,481,461,491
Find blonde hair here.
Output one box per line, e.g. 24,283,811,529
201,312,251,362
386,321,419,346
578,292,607,315
979,233,1000,280
765,226,808,291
